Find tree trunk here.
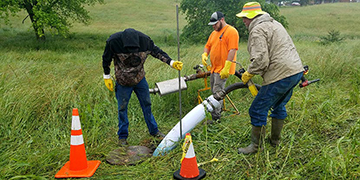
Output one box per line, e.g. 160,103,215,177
23,1,46,40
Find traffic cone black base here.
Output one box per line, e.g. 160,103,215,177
173,168,206,180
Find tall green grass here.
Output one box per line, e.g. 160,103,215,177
1,1,359,179
281,3,360,41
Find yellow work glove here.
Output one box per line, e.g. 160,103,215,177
103,74,114,91
241,71,254,84
220,60,232,79
171,60,183,71
201,52,208,67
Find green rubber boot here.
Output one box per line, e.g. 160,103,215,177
270,118,284,147
238,126,265,155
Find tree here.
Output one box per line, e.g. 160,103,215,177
300,0,310,6
0,0,104,40
180,0,288,44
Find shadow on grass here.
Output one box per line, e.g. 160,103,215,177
0,30,179,53
0,31,109,53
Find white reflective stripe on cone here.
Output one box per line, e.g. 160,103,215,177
71,116,82,130
185,143,196,158
71,135,84,145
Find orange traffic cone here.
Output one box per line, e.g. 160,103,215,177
55,108,101,178
173,133,206,180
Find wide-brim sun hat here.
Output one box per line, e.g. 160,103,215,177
236,2,266,19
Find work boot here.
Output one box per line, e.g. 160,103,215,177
118,139,128,146
238,126,266,155
269,118,284,147
152,131,165,139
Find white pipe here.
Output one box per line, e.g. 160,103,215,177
153,95,220,156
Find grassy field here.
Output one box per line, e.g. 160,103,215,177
1,1,360,179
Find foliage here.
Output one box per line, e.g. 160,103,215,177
300,0,310,6
0,0,104,40
319,30,345,45
179,0,288,44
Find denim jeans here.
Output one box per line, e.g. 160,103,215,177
115,77,158,139
249,72,303,127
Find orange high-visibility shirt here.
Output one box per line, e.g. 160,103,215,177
205,25,239,74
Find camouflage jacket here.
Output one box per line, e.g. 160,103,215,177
102,29,172,86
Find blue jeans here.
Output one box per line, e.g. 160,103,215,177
115,77,159,139
249,72,303,127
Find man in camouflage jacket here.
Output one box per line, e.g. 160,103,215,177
102,28,183,145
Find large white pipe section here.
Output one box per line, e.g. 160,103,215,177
153,95,220,156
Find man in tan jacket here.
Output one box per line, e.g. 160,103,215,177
236,2,304,154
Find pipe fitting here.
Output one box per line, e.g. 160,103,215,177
202,95,221,112
213,90,227,101
149,87,159,94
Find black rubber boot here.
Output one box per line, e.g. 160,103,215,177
238,126,265,154
270,118,284,147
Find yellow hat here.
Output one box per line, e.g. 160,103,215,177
236,2,266,19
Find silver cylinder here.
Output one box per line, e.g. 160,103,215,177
149,77,187,96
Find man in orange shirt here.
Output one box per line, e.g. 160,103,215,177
202,11,239,124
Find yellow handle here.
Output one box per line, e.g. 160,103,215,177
247,80,258,97
206,65,211,71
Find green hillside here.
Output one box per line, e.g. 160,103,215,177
1,1,359,179
282,3,360,40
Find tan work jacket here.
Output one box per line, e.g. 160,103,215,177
247,13,304,85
